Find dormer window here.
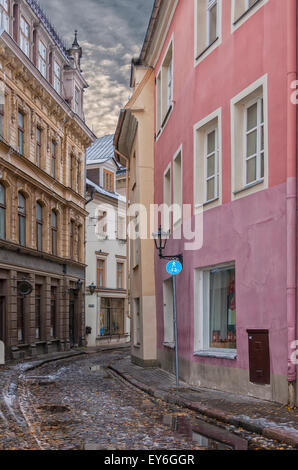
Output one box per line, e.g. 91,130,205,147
0,0,9,32
103,169,114,193
38,40,47,78
20,16,30,57
53,61,61,94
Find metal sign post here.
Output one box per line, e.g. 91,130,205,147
166,260,183,388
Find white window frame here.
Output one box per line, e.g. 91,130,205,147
231,0,268,33
230,74,268,199
155,36,174,139
0,0,9,32
38,40,47,78
244,97,264,187
20,16,30,57
204,124,219,203
173,146,183,228
194,0,222,67
194,263,237,358
206,0,218,48
163,163,172,234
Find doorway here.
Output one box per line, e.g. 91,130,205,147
0,296,5,343
69,300,75,347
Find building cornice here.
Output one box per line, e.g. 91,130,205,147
0,30,95,144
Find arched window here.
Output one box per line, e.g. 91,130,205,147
0,183,6,240
18,192,26,246
51,210,57,255
36,202,43,251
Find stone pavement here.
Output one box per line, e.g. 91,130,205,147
109,357,298,448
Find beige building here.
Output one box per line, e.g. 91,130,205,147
114,61,157,366
0,0,95,359
85,135,129,347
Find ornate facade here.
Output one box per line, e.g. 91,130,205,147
0,0,95,358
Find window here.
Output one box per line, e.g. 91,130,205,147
53,61,61,94
18,192,26,246
77,224,82,261
17,295,25,343
97,259,105,288
207,0,218,46
97,211,107,234
116,263,124,289
38,40,47,78
74,87,80,114
117,215,126,240
100,298,124,337
70,220,74,259
36,202,43,251
195,265,236,352
51,141,56,178
156,41,173,133
173,149,182,226
36,127,41,167
134,298,141,346
103,169,114,193
0,183,5,240
205,127,219,202
163,278,174,345
50,287,57,338
20,16,30,57
195,0,221,62
244,98,264,185
0,0,9,32
231,76,267,197
51,210,57,256
70,155,75,189
194,108,221,210
232,0,265,28
18,111,25,155
0,101,4,138
35,285,41,340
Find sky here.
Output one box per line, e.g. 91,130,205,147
38,0,155,137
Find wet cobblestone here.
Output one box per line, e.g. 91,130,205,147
0,350,295,450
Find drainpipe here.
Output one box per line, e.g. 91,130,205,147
114,148,131,320
286,0,297,407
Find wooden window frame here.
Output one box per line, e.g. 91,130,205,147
97,258,105,288
103,169,114,193
244,97,264,186
116,262,124,289
204,125,219,203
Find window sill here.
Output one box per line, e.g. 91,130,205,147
233,178,264,195
194,349,237,360
195,37,219,62
233,0,262,26
133,343,141,349
203,197,219,207
163,342,175,350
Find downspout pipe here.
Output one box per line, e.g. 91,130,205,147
286,0,297,406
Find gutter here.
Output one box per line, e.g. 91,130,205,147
286,0,297,406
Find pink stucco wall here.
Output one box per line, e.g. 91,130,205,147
154,0,291,379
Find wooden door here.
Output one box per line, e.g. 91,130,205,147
247,330,270,385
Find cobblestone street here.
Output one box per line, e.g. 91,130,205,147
0,349,294,450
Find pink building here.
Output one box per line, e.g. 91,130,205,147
138,0,298,405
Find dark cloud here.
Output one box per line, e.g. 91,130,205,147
38,0,154,136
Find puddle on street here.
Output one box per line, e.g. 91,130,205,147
161,414,248,450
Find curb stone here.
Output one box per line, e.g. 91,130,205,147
108,365,298,449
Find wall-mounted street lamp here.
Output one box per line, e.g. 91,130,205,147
153,225,183,388
88,282,97,295
153,225,183,265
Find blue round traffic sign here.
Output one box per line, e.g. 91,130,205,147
166,260,183,276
